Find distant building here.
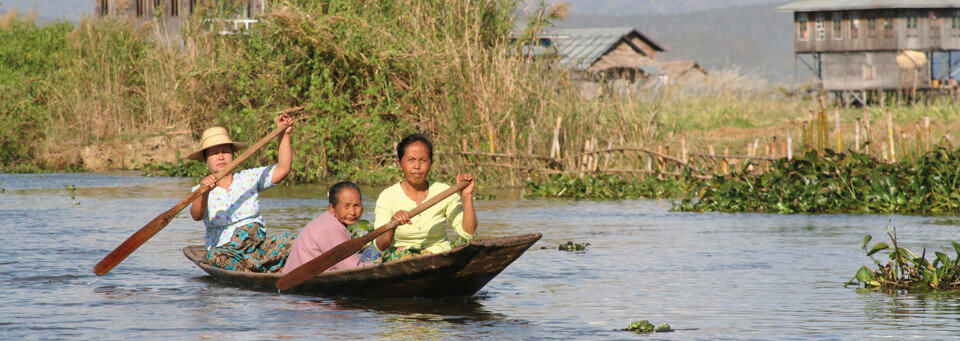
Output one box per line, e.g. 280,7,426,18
660,60,708,80
520,27,666,82
94,0,266,40
779,0,960,104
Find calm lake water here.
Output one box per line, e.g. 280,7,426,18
3,172,960,339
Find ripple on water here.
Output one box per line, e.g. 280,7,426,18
6,173,960,339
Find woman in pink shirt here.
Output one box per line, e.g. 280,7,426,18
283,181,369,273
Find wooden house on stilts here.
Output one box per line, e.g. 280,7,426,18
779,0,960,106
94,0,267,40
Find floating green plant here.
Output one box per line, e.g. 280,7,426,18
473,193,496,200
346,219,374,239
142,158,209,178
65,184,79,205
677,147,960,214
450,236,470,248
846,227,960,291
558,241,589,251
623,320,672,333
525,173,692,200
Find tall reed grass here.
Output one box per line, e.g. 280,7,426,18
4,1,960,186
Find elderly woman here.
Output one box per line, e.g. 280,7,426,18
188,114,296,272
283,181,368,273
373,133,477,262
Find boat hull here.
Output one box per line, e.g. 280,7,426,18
183,233,542,298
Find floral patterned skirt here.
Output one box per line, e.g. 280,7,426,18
202,222,295,273
376,246,433,263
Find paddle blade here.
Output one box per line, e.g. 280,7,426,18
276,236,371,290
94,210,178,276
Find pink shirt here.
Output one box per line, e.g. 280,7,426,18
282,211,364,273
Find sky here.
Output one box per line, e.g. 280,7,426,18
0,0,91,22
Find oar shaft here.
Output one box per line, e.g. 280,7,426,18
276,180,470,290
93,107,302,276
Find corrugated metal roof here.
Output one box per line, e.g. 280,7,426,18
778,0,960,12
548,27,663,71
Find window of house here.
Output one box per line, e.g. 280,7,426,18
863,65,875,81
816,13,826,40
954,10,960,36
883,11,894,37
190,0,196,14
100,0,108,16
832,12,843,40
850,11,860,39
867,11,877,38
171,0,179,16
798,13,809,41
906,10,919,37
136,0,143,17
906,11,918,29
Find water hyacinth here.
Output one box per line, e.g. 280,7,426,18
676,147,960,214
623,320,672,333
525,173,692,200
558,241,589,251
846,229,960,291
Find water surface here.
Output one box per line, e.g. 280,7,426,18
2,172,960,339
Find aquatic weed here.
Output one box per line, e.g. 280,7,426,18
65,184,79,205
558,241,589,251
346,220,374,239
623,320,672,333
846,227,960,291
525,173,693,200
677,147,960,214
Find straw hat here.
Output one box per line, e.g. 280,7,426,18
187,127,248,161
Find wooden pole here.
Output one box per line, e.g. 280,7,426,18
722,147,729,174
786,130,793,160
887,109,896,163
509,119,518,186
862,108,871,155
681,136,688,164
550,116,562,160
834,107,842,151
855,118,861,153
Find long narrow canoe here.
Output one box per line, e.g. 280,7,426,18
183,233,542,298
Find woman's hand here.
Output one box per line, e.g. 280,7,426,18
276,113,295,134
200,174,218,188
392,210,411,225
456,173,475,196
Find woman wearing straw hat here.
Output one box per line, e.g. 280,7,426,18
188,114,296,272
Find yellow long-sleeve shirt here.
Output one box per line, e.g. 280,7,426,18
374,181,475,253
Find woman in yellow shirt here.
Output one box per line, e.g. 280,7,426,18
373,134,477,262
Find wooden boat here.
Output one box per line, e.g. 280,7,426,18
183,233,542,298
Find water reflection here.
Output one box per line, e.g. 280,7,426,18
329,296,507,323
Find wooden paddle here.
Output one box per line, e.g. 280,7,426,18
276,180,470,290
93,107,303,276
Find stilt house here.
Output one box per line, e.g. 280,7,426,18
94,0,266,39
779,0,960,104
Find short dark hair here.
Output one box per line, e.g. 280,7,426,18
397,133,433,161
328,181,361,206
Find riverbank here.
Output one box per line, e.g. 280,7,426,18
5,2,960,190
